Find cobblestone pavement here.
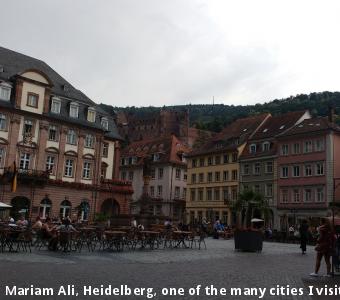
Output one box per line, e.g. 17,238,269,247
0,239,339,300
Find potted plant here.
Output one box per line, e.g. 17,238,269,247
232,190,270,252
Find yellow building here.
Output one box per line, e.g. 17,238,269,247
186,114,270,225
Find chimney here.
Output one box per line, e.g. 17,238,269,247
328,106,335,123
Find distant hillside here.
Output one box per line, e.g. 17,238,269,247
105,91,340,132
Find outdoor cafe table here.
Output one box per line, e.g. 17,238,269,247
139,231,160,249
104,231,126,251
172,231,191,248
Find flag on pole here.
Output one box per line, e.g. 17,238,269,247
10,161,17,192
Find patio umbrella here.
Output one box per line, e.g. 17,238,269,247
0,202,12,208
251,218,264,223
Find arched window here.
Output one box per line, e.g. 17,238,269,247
78,201,90,221
39,197,52,219
60,200,72,219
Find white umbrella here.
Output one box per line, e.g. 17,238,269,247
251,218,264,223
0,202,12,208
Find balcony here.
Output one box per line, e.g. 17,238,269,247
0,168,49,186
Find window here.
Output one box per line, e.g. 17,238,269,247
254,185,260,194
128,171,134,181
85,134,95,148
207,188,212,201
69,102,79,118
82,161,92,179
215,156,221,165
215,171,220,182
223,154,229,163
232,153,238,162
231,187,238,200
121,158,127,166
208,157,213,166
48,125,58,141
281,144,289,155
304,164,312,176
293,189,300,202
60,200,71,219
0,113,7,131
51,97,61,114
87,108,96,123
281,166,288,178
66,129,77,145
262,142,270,151
199,158,205,167
315,139,324,152
0,84,11,101
0,148,5,167
232,170,238,180
292,165,300,177
253,163,260,175
100,164,107,180
207,172,212,182
223,170,229,181
157,185,163,197
243,164,249,175
190,189,196,201
293,143,300,154
45,155,55,174
265,161,273,173
121,171,126,180
102,143,109,157
23,119,33,135
304,189,312,202
316,187,324,202
281,189,288,203
175,168,181,179
64,159,74,177
152,153,160,161
250,144,257,154
223,188,229,201
150,186,155,197
19,153,30,170
304,140,313,153
199,173,204,183
158,168,163,179
191,173,196,184
316,163,324,175
39,198,51,220
265,184,273,197
192,159,197,168
198,189,203,201
214,188,220,200
175,187,180,198
182,188,187,199
151,168,156,179
101,117,109,130
27,93,38,107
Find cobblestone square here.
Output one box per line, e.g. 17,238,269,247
0,239,338,300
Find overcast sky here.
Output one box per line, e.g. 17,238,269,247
1,0,340,107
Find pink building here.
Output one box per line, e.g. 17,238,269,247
277,113,340,229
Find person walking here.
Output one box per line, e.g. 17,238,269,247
310,218,335,277
299,220,309,255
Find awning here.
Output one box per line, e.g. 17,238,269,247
0,202,12,208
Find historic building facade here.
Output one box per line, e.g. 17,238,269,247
0,46,132,221
119,135,190,220
276,114,340,229
239,111,311,229
185,114,270,225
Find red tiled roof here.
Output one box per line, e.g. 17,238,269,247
188,113,270,157
121,135,191,166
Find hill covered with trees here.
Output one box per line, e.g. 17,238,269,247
105,91,340,132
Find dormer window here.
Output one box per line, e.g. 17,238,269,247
262,142,270,151
87,107,96,123
101,117,109,130
51,97,61,114
27,93,39,108
69,102,79,118
0,82,11,101
249,144,257,154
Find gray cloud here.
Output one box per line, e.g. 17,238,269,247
1,0,339,107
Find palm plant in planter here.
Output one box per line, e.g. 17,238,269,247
232,190,270,252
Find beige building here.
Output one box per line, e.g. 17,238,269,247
186,114,270,225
